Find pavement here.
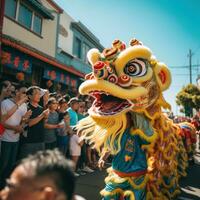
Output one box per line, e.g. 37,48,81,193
75,166,107,200
76,142,200,200
176,152,200,200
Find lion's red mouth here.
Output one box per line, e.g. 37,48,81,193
89,91,132,116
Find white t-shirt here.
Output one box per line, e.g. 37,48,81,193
1,99,27,142
70,134,81,156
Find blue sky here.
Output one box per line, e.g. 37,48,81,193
55,0,200,114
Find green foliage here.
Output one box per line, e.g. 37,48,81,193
176,84,200,116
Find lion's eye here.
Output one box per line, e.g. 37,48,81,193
124,58,148,77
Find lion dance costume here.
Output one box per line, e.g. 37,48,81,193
77,39,189,200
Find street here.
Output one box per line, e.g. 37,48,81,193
76,156,200,200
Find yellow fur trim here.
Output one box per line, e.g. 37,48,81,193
141,142,155,152
100,188,123,197
77,114,127,155
100,188,136,200
130,128,158,143
124,190,135,200
161,177,176,189
146,191,154,200
156,94,171,110
150,184,162,197
160,116,170,131
105,170,148,190
143,109,161,121
178,170,187,177
161,188,181,199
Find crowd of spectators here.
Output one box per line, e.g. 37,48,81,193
168,112,200,163
0,79,98,189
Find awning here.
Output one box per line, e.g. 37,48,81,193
26,0,54,20
2,35,85,78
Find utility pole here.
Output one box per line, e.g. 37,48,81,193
188,49,193,84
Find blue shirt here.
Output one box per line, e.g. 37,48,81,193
112,129,148,173
67,107,78,127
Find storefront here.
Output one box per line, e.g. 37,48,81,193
1,36,84,95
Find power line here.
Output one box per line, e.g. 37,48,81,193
173,74,191,76
169,64,199,68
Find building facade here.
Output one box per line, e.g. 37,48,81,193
1,0,83,94
56,11,104,81
1,0,103,95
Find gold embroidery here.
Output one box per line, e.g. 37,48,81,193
125,138,134,152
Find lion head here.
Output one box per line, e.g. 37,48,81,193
77,39,172,154
79,39,171,118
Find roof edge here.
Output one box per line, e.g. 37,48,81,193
46,0,63,13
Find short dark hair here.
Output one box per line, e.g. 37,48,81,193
15,84,27,91
59,111,69,121
49,92,57,98
47,97,57,105
20,149,75,200
26,86,41,96
63,94,71,102
58,98,67,104
0,80,11,93
68,97,80,105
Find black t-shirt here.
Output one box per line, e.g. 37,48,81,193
25,103,44,143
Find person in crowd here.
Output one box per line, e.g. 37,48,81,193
39,89,49,109
84,96,93,117
77,101,94,174
67,97,80,127
77,101,86,121
69,128,84,177
58,98,68,115
46,80,54,93
0,81,12,152
0,81,12,102
0,149,86,200
67,97,83,176
0,84,27,125
63,94,71,103
57,111,72,156
8,86,15,99
0,84,31,188
44,98,63,150
19,86,49,159
192,114,200,150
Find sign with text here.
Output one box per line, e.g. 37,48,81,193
1,50,32,73
43,68,77,87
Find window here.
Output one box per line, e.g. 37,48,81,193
5,0,17,19
82,42,90,63
33,14,42,35
18,3,33,29
4,0,43,36
74,37,81,59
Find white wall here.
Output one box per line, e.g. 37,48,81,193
3,0,58,57
58,11,74,55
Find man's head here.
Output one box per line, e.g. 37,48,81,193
14,84,27,101
0,80,12,97
68,97,80,112
0,150,75,200
78,101,86,114
47,98,58,111
26,86,41,104
58,98,68,110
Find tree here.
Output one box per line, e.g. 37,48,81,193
176,84,200,117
